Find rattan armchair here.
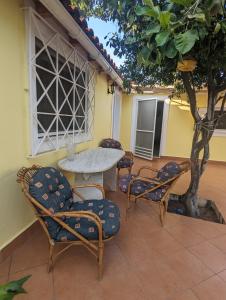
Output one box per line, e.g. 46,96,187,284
119,161,190,226
17,165,120,279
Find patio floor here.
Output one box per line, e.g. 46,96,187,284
1,157,226,299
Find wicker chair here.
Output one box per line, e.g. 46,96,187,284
99,138,134,174
119,161,190,226
17,165,120,279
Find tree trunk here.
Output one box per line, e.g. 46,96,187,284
181,72,216,217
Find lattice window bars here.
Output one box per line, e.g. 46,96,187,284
27,9,96,156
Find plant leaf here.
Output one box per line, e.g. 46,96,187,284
214,22,221,34
0,276,31,300
143,0,154,6
164,40,178,58
174,29,199,54
146,23,161,34
137,46,151,65
170,0,193,6
188,13,206,23
158,11,171,29
155,31,170,46
135,5,159,18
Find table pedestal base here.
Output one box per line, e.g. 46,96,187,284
74,165,117,200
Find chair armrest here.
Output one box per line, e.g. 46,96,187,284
124,151,134,160
53,210,103,248
129,176,161,185
137,166,158,176
72,184,105,199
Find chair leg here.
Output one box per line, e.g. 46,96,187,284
128,166,132,174
159,201,167,227
98,244,104,280
48,242,54,272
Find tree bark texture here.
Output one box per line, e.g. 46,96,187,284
180,72,223,217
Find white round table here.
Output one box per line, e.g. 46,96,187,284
58,147,125,200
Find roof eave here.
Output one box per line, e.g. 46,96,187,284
39,0,123,88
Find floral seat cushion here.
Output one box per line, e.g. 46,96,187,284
55,199,120,241
117,156,134,169
157,162,181,182
29,167,73,238
99,138,122,150
119,174,169,202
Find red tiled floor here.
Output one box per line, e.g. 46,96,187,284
0,256,11,278
209,234,226,253
169,289,199,300
218,269,226,282
2,157,226,299
192,275,226,300
189,241,226,273
9,265,54,300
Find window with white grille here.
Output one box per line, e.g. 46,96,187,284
28,10,96,156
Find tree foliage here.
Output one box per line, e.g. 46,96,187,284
70,0,226,93
70,0,226,215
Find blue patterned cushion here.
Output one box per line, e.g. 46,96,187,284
119,174,169,202
99,138,122,150
157,162,181,182
117,157,134,169
29,167,73,238
55,199,120,241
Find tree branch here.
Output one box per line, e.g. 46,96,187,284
181,72,201,122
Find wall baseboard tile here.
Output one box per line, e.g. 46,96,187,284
0,220,38,264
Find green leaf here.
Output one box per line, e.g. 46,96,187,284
158,11,171,29
170,0,192,6
188,13,206,23
164,40,178,58
198,27,208,40
146,23,161,34
214,22,221,34
0,276,31,300
174,29,199,54
143,0,154,6
137,46,151,65
155,31,170,46
135,5,159,18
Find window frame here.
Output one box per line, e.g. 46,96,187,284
27,9,96,156
198,108,226,137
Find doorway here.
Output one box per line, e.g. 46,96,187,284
131,96,169,160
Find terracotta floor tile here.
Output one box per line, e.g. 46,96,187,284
100,270,146,300
189,241,226,273
161,249,213,288
0,276,8,285
134,256,187,300
209,234,226,253
192,275,226,300
166,223,206,247
9,264,53,300
169,289,199,300
0,256,11,278
10,229,49,274
181,218,226,239
146,229,184,255
218,269,226,282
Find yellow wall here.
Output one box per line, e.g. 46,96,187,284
120,93,226,161
0,0,113,249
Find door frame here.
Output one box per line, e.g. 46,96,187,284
130,95,170,158
111,88,122,140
